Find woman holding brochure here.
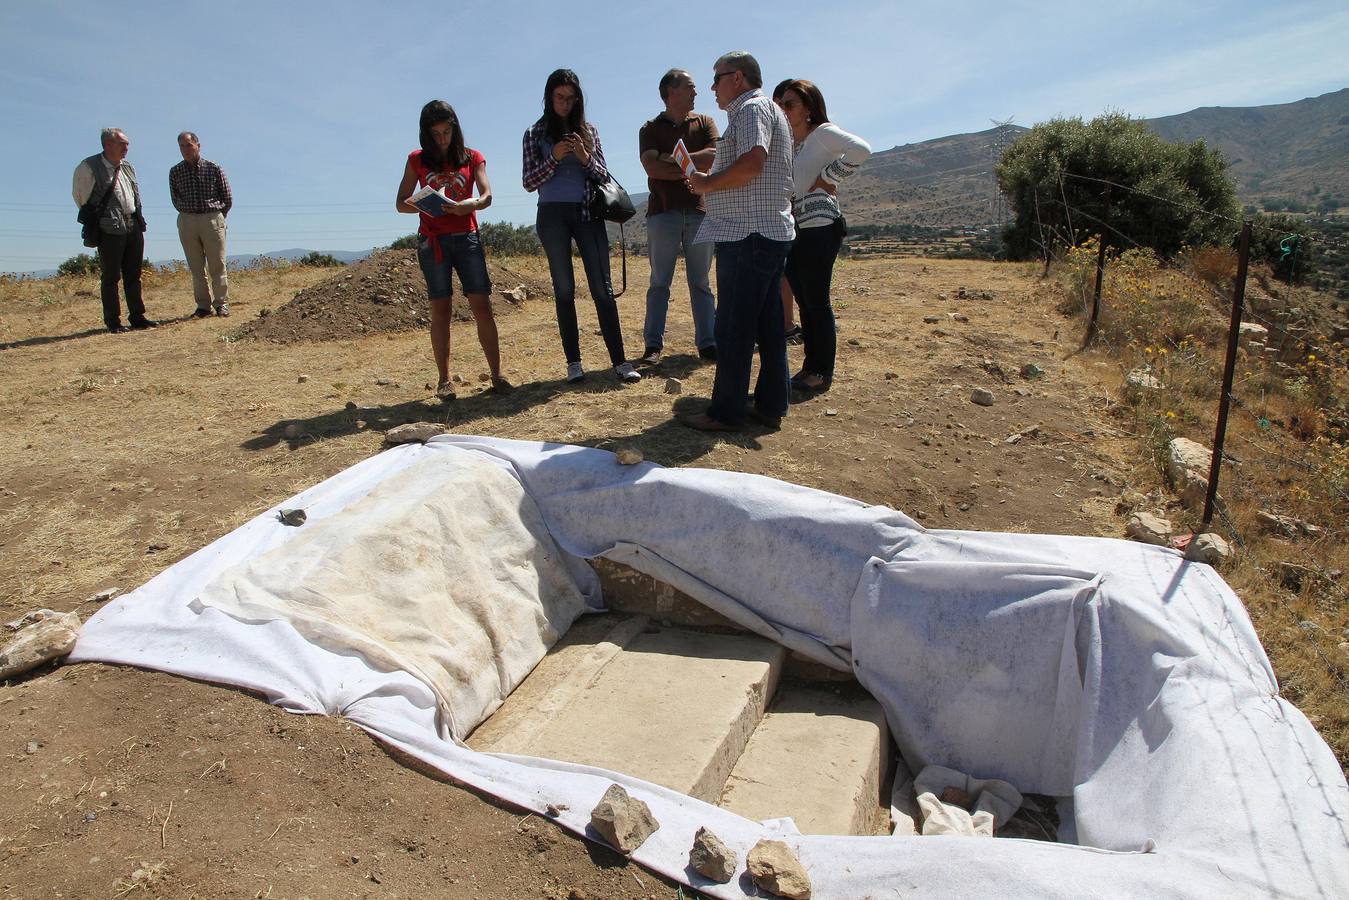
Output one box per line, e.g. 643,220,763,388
772,79,871,395
397,99,507,400
523,68,640,385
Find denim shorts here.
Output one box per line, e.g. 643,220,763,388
416,231,491,298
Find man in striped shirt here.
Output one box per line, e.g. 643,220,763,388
169,132,233,317
683,51,795,432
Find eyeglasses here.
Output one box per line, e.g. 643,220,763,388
711,70,737,86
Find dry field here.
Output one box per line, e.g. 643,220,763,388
0,252,1338,897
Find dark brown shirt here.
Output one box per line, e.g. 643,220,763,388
638,112,719,216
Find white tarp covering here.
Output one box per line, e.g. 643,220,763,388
71,436,1349,898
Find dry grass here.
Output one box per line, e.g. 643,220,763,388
1056,244,1349,768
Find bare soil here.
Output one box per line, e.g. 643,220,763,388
1,254,1163,898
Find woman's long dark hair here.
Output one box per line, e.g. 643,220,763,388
540,68,587,144
419,100,469,171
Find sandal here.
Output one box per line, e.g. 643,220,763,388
785,325,803,345
435,381,457,401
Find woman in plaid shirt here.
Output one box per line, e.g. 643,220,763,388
523,69,640,385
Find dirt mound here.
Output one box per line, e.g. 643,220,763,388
238,248,554,344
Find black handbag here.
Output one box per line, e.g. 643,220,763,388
589,175,636,224
77,166,121,248
588,174,636,297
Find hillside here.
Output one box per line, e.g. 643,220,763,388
1148,87,1349,210
614,88,1349,244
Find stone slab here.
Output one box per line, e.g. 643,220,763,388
472,625,785,803
719,682,892,835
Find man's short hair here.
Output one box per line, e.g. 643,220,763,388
714,51,762,89
659,69,690,101
100,127,125,147
178,131,199,144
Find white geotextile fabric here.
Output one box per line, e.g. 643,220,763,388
71,436,1349,898
196,453,588,741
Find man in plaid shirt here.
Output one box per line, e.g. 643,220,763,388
169,132,233,317
685,51,795,432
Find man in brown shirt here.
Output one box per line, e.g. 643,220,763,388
637,68,720,365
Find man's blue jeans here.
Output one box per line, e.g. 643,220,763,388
707,233,792,425
644,209,715,352
536,202,627,366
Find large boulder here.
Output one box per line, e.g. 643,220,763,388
1167,438,1214,509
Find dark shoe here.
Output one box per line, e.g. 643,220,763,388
698,345,718,362
681,411,741,432
790,371,829,392
107,324,129,334
130,318,159,330
566,362,585,384
785,325,803,345
215,304,230,318
638,347,662,366
192,308,213,319
744,405,782,430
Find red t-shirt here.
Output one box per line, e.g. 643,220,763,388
409,148,484,236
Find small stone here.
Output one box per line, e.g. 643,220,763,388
283,422,304,439
589,784,658,855
746,839,811,899
344,401,358,412
885,372,898,380
374,378,391,386
297,375,309,383
689,826,737,883
1185,533,1233,566
923,315,941,324
663,377,682,395
1126,512,1173,546
1124,367,1163,396
1021,363,1044,379
278,509,307,527
847,338,862,346
500,285,528,302
452,374,466,385
0,610,81,680
545,804,568,817
615,448,643,466
147,541,168,552
25,741,39,754
83,811,97,823
84,588,119,605
824,408,838,416
478,373,491,383
951,313,969,323
1167,438,1213,509
385,422,445,445
970,388,995,407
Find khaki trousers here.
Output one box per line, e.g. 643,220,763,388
177,211,229,309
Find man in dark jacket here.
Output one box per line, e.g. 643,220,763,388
72,128,157,333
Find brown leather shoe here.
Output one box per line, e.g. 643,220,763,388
681,412,740,432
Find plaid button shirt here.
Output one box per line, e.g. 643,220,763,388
521,120,608,222
169,158,232,215
696,89,795,243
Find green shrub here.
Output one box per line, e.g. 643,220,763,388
388,233,418,250
297,252,344,268
57,253,100,276
478,222,542,256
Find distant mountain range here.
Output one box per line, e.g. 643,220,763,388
617,87,1348,243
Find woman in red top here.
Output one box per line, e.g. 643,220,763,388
397,100,506,399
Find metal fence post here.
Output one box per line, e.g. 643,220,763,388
1202,221,1253,526
1085,186,1111,343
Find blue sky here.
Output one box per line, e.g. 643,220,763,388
1,0,1346,273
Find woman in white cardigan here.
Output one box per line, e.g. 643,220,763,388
773,79,871,393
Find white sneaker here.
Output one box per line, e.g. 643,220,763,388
615,362,641,384
566,362,585,383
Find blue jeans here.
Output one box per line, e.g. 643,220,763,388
416,231,491,298
536,202,627,366
707,234,792,424
784,221,844,382
644,209,715,351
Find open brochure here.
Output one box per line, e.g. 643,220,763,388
406,184,455,217
672,138,697,178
